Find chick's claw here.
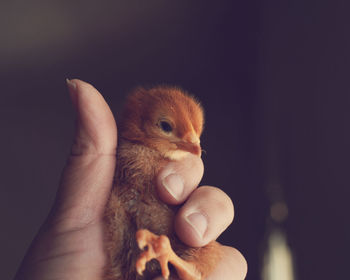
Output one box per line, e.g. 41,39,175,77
136,229,171,279
136,229,202,280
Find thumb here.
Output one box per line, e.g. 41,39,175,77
50,79,117,230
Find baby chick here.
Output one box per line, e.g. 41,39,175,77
104,86,222,279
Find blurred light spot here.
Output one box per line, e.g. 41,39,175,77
262,229,296,280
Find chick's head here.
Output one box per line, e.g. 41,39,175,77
119,86,204,160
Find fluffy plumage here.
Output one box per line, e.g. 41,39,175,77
104,86,222,280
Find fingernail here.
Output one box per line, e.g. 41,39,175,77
66,78,78,107
185,212,208,239
66,78,77,91
162,173,184,201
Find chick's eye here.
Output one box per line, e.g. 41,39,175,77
159,121,173,133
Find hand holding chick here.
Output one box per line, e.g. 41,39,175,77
14,80,247,280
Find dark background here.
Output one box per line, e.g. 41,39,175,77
1,1,349,279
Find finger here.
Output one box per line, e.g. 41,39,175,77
206,246,247,280
174,186,234,247
50,79,117,230
156,153,204,205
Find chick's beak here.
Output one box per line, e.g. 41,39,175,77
176,141,201,156
176,134,201,156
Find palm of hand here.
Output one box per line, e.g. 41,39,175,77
15,211,106,280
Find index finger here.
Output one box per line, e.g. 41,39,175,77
156,153,204,205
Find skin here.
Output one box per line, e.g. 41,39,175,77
14,79,247,280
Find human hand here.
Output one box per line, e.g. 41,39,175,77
14,79,247,280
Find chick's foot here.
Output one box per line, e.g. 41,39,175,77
136,229,202,280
